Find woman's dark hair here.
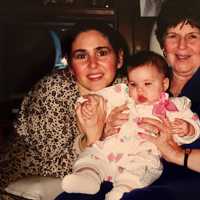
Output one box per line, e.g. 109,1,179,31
127,50,170,78
156,0,200,48
61,20,129,66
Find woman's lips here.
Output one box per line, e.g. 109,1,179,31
176,54,190,60
87,73,103,80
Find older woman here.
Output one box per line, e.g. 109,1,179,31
156,0,200,116
0,20,129,199
122,0,200,199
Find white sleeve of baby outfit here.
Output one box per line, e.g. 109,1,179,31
76,83,129,115
73,133,85,154
95,83,129,115
171,96,200,145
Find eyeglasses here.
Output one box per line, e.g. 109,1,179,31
164,32,200,44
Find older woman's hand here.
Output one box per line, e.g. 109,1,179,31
102,103,129,139
138,117,185,166
76,94,107,146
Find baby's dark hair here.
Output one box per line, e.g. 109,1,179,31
127,50,170,78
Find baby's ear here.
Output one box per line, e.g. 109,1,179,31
163,77,169,91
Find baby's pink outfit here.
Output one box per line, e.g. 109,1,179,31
64,83,200,199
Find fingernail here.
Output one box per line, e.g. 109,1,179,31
137,132,145,138
137,118,142,125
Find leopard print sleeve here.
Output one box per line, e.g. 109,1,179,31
13,69,81,177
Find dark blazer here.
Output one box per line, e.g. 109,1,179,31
180,68,200,117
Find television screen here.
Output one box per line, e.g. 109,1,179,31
0,23,74,118
0,23,76,100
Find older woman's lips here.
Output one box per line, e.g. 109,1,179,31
176,54,190,60
138,95,147,103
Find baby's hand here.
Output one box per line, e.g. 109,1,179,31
76,94,106,145
80,94,99,121
171,118,195,137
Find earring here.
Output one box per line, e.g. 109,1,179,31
162,49,167,57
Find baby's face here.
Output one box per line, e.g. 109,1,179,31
128,64,169,104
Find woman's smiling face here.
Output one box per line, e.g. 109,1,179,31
70,30,123,95
163,22,200,76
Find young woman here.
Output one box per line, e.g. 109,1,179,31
0,20,129,197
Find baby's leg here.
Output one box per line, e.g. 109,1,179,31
105,170,141,200
62,167,101,194
62,147,111,194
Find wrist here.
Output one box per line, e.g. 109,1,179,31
80,135,95,148
79,135,90,150
174,149,185,166
176,148,192,167
85,138,94,147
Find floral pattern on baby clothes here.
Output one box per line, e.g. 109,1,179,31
192,114,199,121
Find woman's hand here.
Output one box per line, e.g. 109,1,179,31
138,117,185,166
102,103,129,139
76,94,106,146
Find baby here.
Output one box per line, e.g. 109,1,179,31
62,51,200,200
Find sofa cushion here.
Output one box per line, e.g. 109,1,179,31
5,176,63,200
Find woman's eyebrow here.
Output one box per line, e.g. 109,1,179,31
73,49,86,53
72,49,86,55
72,46,112,56
96,46,112,51
166,31,200,34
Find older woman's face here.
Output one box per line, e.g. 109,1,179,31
163,23,200,76
70,30,122,94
